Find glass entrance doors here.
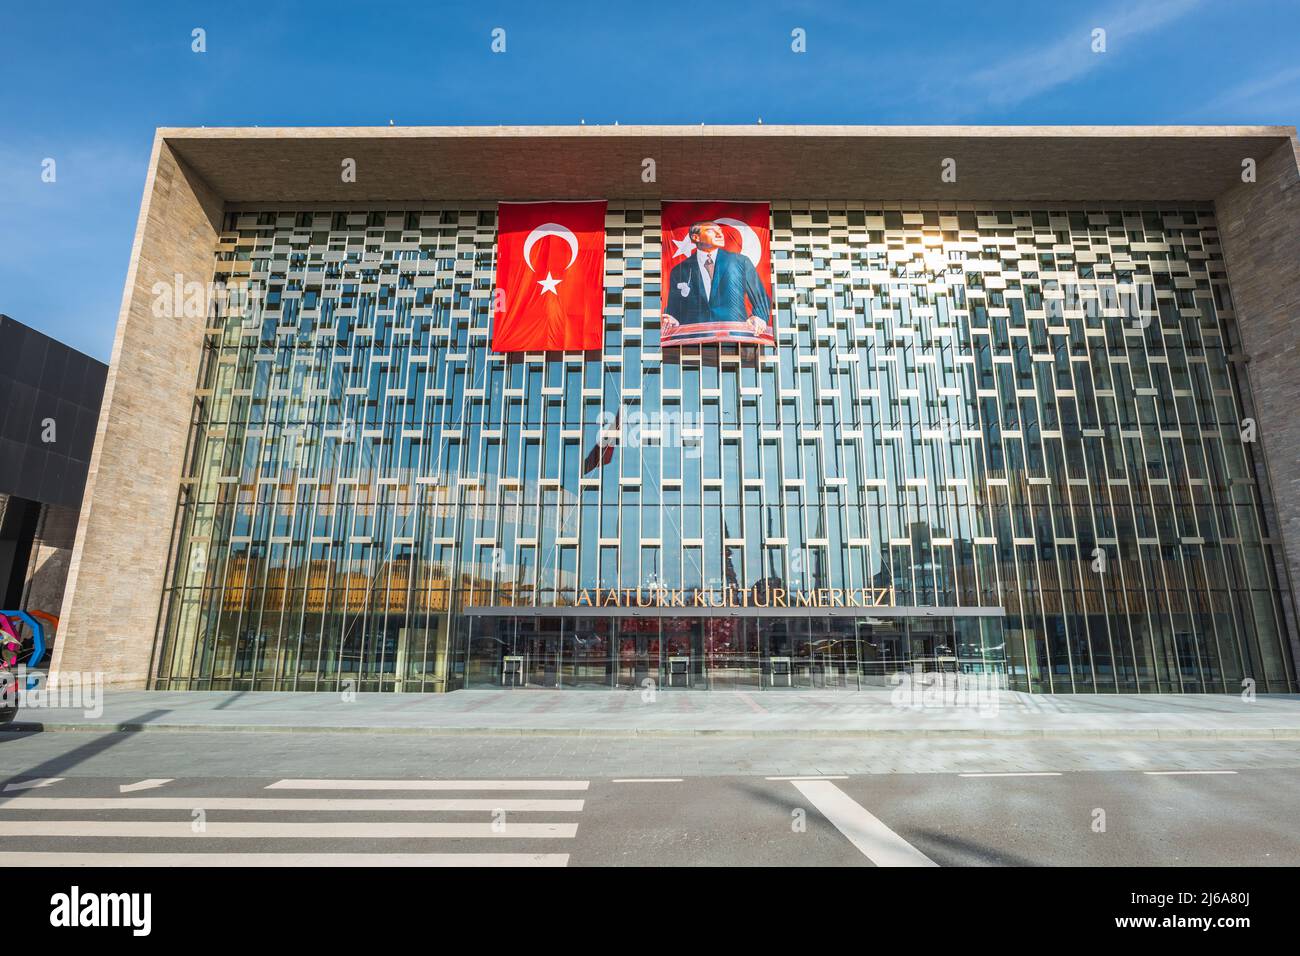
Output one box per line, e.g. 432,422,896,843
706,618,760,690
860,621,906,686
763,618,860,689
563,618,611,688
475,616,563,688
615,618,657,689
906,619,958,676
807,619,858,689
463,615,1001,690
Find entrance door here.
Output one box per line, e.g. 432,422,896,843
807,619,857,689
859,622,906,687
565,618,612,688
706,617,760,690
536,618,562,687
759,617,797,689
615,617,658,689
908,620,957,677
507,617,561,688
660,617,700,688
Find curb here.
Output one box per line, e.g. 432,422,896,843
4,722,1300,741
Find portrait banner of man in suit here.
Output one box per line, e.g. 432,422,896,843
659,201,774,347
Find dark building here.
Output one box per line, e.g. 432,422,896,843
0,315,107,652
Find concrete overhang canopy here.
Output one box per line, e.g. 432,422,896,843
159,124,1298,205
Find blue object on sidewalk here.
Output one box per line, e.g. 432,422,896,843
1,610,46,689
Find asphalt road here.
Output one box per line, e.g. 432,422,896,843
1,731,1298,866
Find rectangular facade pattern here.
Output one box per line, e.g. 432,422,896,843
151,204,1296,693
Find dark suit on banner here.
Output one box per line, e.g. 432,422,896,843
665,248,771,327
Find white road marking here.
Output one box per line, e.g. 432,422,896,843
766,775,849,781
2,778,63,792
791,779,936,867
958,772,1063,778
0,852,569,867
610,778,682,783
0,797,584,812
0,821,578,839
267,779,589,791
119,779,173,793
1143,770,1238,776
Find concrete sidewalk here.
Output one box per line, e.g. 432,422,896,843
5,686,1300,739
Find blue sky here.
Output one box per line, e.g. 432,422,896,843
1,0,1297,361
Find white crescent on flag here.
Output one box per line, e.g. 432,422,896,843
715,217,762,268
522,222,580,272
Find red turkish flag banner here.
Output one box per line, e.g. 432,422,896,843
659,201,774,347
492,201,606,352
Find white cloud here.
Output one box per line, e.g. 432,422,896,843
1197,64,1300,119
963,0,1204,109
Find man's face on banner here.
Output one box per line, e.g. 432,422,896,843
690,221,725,251
660,201,774,346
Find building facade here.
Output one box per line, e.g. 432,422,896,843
49,127,1300,695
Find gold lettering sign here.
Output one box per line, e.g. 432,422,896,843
571,587,896,609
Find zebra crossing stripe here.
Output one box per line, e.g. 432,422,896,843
1,797,585,812
267,779,589,791
0,852,570,867
0,778,590,866
0,821,579,839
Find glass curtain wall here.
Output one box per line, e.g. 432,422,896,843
152,205,1296,694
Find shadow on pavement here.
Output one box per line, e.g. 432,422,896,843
0,709,173,786
907,827,1039,866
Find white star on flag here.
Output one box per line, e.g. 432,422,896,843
537,272,562,295
671,235,697,259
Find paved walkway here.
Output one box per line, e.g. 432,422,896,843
6,686,1300,739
